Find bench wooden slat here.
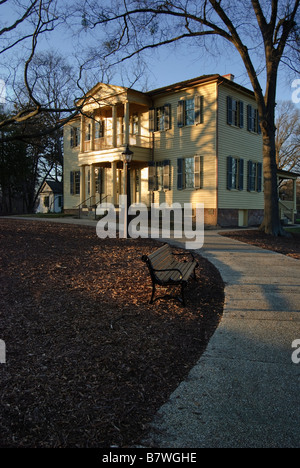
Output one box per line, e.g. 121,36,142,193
142,244,199,306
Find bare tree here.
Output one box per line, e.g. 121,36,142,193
276,100,300,172
77,0,299,235
0,0,83,133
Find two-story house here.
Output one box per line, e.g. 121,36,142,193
63,74,265,227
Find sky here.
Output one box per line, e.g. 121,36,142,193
0,1,299,108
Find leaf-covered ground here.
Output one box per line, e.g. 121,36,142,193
0,219,224,448
220,229,300,260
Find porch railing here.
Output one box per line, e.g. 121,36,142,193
279,200,295,224
83,134,151,152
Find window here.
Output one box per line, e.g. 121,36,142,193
70,127,80,147
177,96,204,127
185,99,195,126
44,196,49,208
132,114,139,134
95,120,105,139
227,156,244,191
247,105,261,134
247,160,262,192
156,107,165,132
227,97,244,128
148,160,171,191
85,123,91,141
149,105,171,132
177,156,201,190
70,171,80,195
95,168,104,194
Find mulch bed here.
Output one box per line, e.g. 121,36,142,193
0,219,224,448
220,229,300,260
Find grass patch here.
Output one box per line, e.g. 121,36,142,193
19,213,74,219
285,227,300,234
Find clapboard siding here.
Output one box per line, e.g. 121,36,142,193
63,121,81,210
217,84,264,209
151,81,218,209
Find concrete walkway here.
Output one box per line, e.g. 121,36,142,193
144,230,300,448
2,217,300,447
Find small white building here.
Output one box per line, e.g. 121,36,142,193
37,180,63,214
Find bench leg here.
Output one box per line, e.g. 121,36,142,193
181,282,186,306
150,283,156,304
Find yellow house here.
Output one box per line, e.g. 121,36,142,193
63,74,265,227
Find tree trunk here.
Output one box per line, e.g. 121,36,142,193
259,125,286,236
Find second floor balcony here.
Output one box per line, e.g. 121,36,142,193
83,133,151,153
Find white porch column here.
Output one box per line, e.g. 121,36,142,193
80,114,85,153
111,162,117,205
293,178,297,213
124,100,130,146
90,165,96,205
112,105,117,148
80,165,86,205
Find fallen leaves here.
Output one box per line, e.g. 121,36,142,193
220,229,300,260
0,219,224,448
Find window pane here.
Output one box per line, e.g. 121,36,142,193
232,158,238,189
75,172,80,195
185,99,195,126
156,108,164,131
185,157,194,188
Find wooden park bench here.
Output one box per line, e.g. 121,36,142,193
142,243,199,306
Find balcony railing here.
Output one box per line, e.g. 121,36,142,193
83,133,151,152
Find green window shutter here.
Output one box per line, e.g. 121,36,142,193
227,96,233,125
163,159,171,190
247,105,252,131
148,162,156,191
87,169,90,195
227,156,233,190
177,101,185,128
247,160,253,191
239,101,244,128
97,169,103,194
70,128,74,147
257,113,262,135
70,171,74,195
177,158,184,190
194,155,201,189
238,159,244,191
164,104,171,130
149,108,155,133
195,96,204,124
255,109,261,134
257,162,262,192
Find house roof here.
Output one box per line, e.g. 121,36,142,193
42,180,63,194
277,169,300,180
146,74,255,98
